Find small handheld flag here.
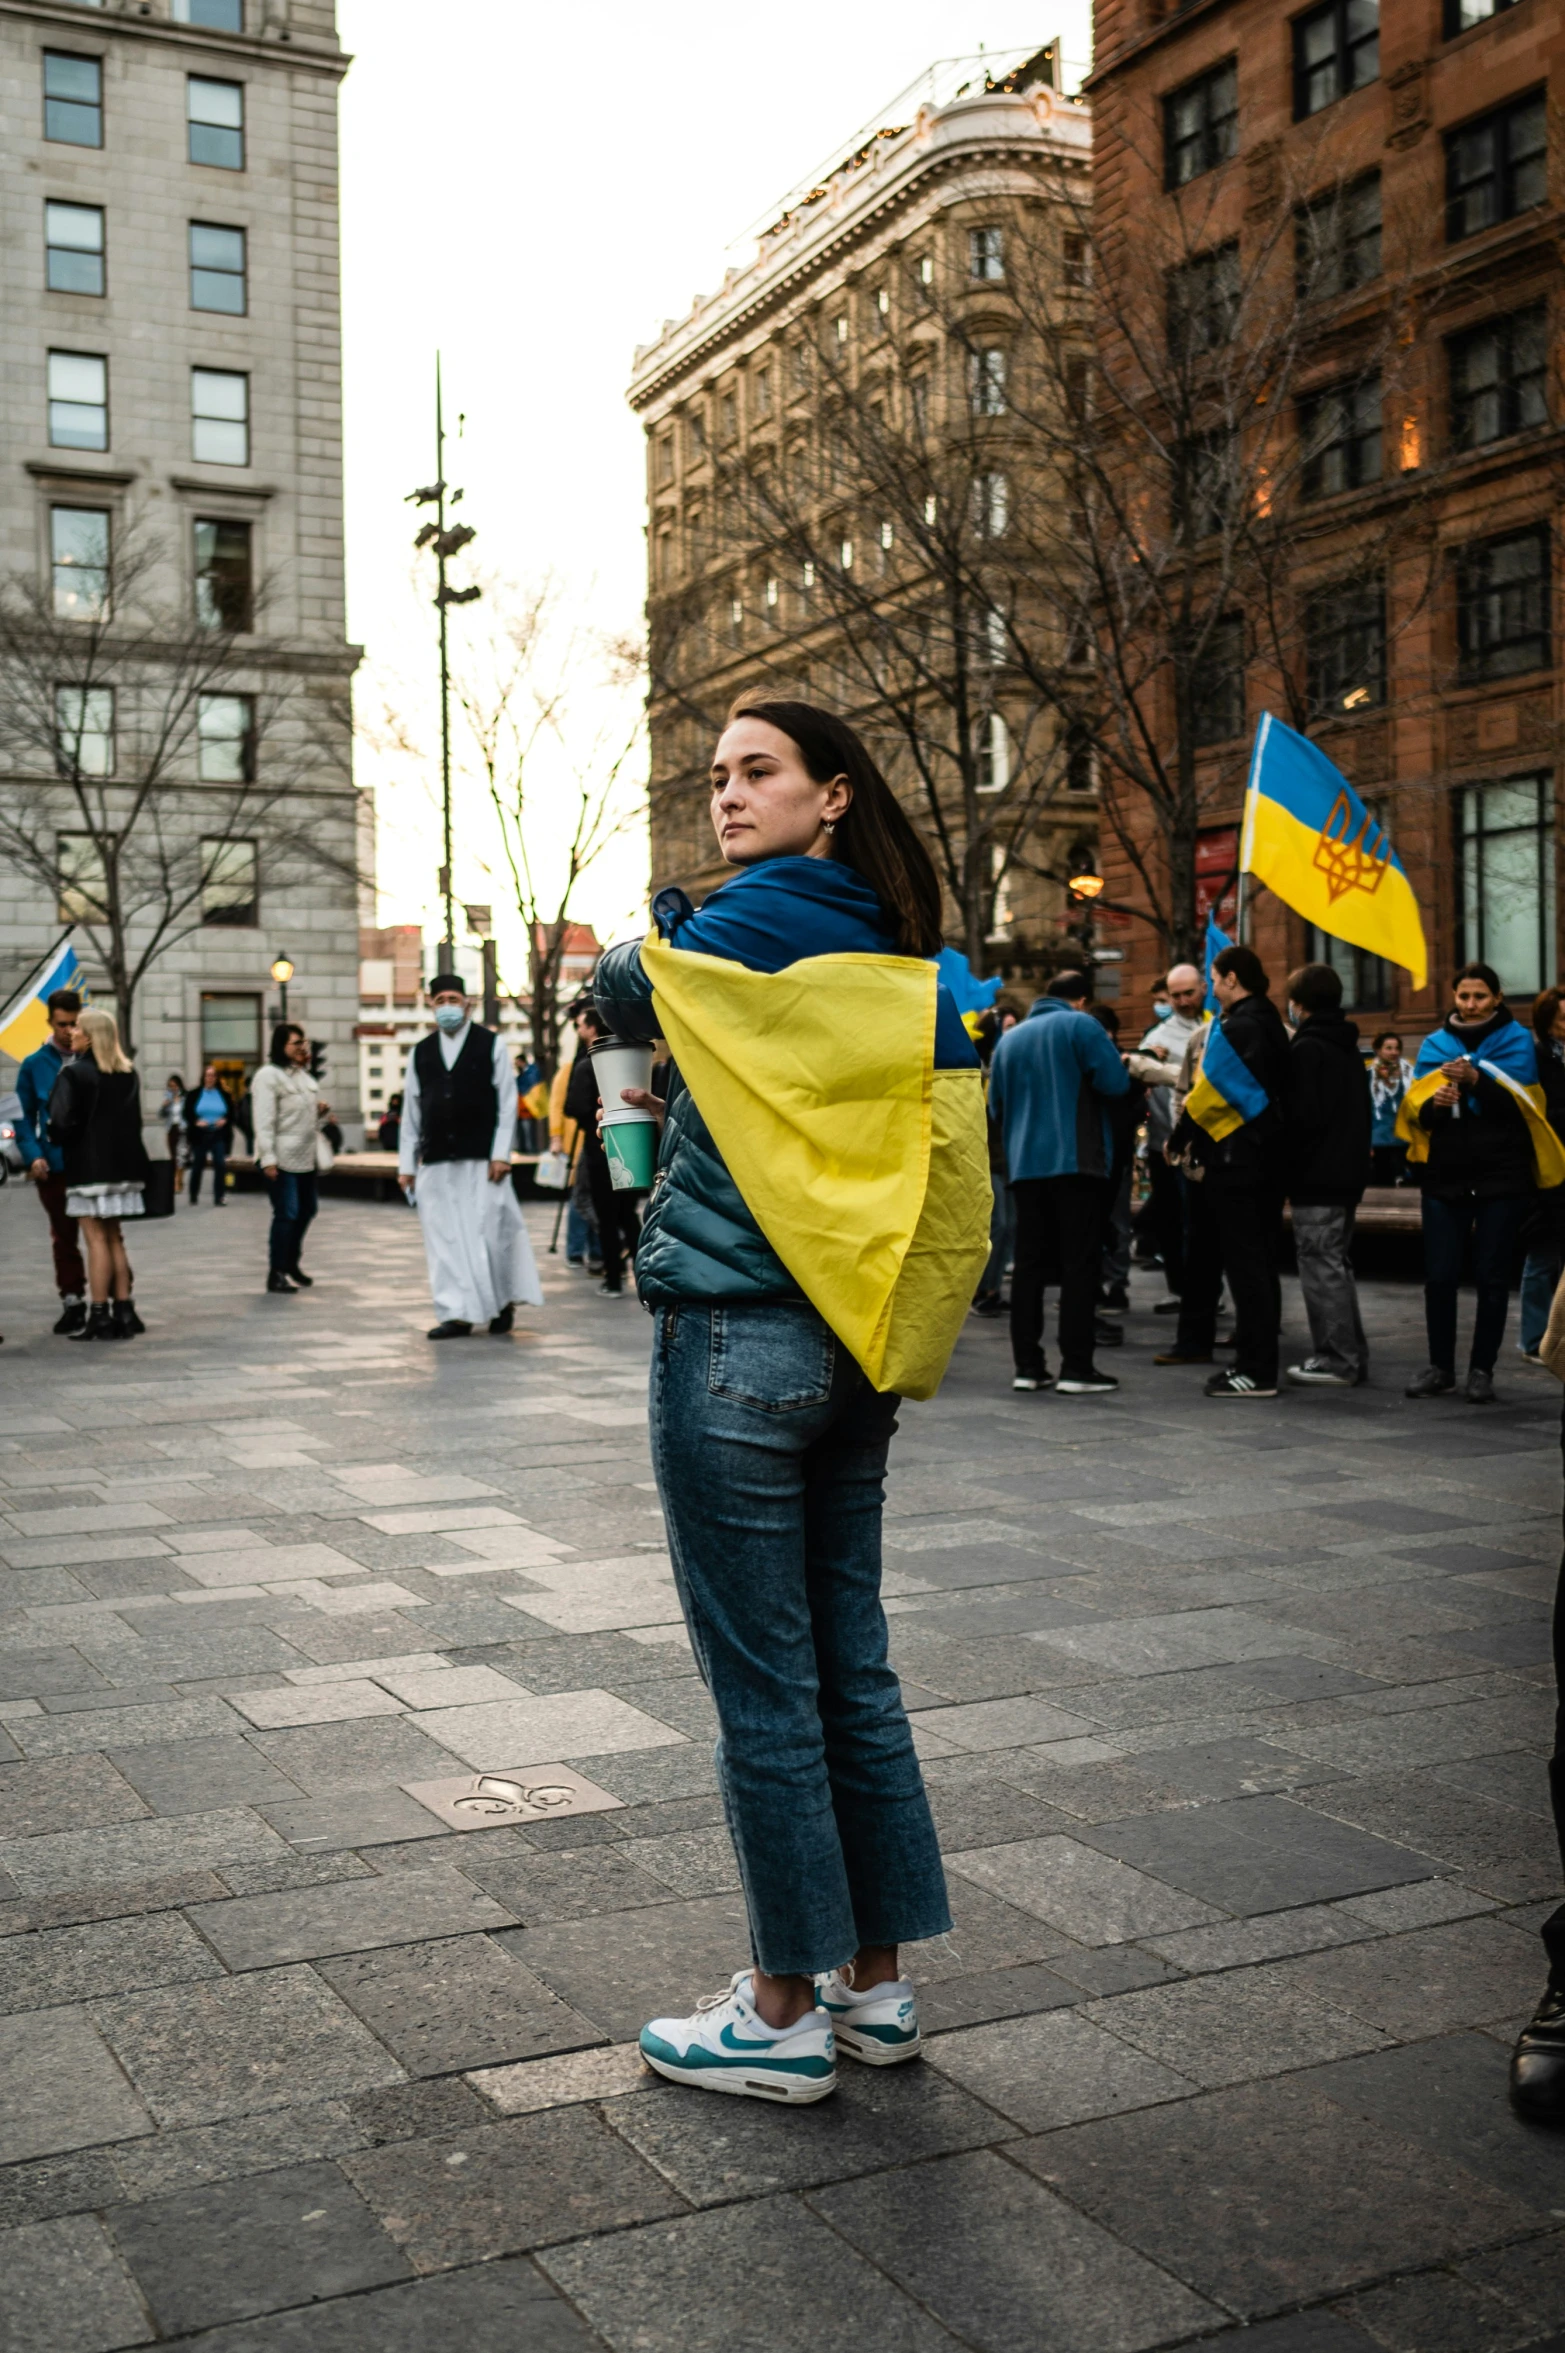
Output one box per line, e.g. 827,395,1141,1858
0,934,83,1064
1184,1011,1270,1143
935,947,1003,1018
1240,714,1427,989
1202,912,1232,1014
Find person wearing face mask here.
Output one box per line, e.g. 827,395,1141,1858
1135,962,1205,1307
398,975,543,1339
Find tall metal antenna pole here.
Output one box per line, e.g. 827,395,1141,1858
435,355,455,967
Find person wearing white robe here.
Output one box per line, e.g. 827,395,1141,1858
398,981,543,1337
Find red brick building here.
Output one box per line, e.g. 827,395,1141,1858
1086,0,1561,1037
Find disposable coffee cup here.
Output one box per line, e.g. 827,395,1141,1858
588,1035,655,1109
601,1107,657,1192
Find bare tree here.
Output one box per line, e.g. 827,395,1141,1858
453,583,646,1082
0,522,355,1051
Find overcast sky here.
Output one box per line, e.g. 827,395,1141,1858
335,1,1093,975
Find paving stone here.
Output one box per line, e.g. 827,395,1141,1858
1459,2233,1565,2332
0,1912,222,2014
0,1650,109,1700
571,1744,721,1803
188,1865,515,1969
257,1790,448,1852
246,1718,470,1795
1299,2032,1565,2213
107,1738,306,1817
345,2079,490,2147
316,1934,603,2074
496,1891,752,2041
107,2105,370,2201
0,2214,153,2353
619,1826,741,1896
1015,2079,1538,2317
1264,1915,1543,2036
539,2193,965,2351
342,2105,685,2271
1337,2266,1540,2353
457,1840,678,1921
927,2008,1196,2130
812,2148,1221,2352
1081,1970,1391,2088
9,1697,248,1758
160,2255,598,2348
410,1690,689,1770
1429,1751,1553,1817
0,2150,124,2229
606,2057,1010,2204
0,2008,153,2162
14,1870,229,1932
93,1966,403,2126
0,1809,290,1898
924,1779,1075,1849
1078,1797,1439,1915
470,2041,650,2114
106,2159,409,2334
1332,1878,1500,1932
919,1963,1084,2033
947,1835,1224,1944
1145,1905,1366,1974
0,1755,148,1839
1299,1771,1563,1903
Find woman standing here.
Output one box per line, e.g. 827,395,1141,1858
250,1024,323,1294
595,701,989,2105
1518,989,1565,1364
183,1063,233,1205
48,1008,149,1341
1367,1030,1413,1188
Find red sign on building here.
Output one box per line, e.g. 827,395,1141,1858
1195,827,1239,932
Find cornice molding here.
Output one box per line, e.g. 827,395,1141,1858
0,1,350,81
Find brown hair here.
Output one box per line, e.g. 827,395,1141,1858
1532,987,1564,1043
1213,943,1268,996
1285,962,1342,1015
725,698,943,956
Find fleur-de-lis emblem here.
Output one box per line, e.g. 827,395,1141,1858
1312,790,1391,903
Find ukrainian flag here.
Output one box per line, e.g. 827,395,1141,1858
0,934,83,1063
1185,1012,1271,1143
1240,714,1427,988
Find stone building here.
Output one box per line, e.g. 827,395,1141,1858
1086,0,1562,1029
0,0,364,1131
627,47,1100,986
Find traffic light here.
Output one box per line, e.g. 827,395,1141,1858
309,1039,326,1080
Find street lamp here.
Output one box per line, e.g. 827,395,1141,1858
270,953,294,1022
408,354,481,969
1065,863,1104,975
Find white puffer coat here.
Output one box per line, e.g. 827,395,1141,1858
250,1063,319,1172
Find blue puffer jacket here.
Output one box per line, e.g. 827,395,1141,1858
593,856,978,1307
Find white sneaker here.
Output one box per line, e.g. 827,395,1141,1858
639,1971,836,2103
815,1970,921,2065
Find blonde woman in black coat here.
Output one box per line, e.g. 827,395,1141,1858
47,1008,150,1340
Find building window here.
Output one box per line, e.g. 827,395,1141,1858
1445,93,1547,243
1062,232,1090,290
1306,576,1386,716
872,287,890,333
1065,724,1095,792
200,991,261,1069
44,53,102,146
51,507,109,621
1175,430,1235,541
48,351,108,450
194,516,253,631
197,691,254,781
1296,173,1381,298
1446,0,1521,34
1293,0,1378,120
969,226,1004,281
728,593,743,644
201,837,258,925
58,833,108,925
976,713,1011,795
1300,375,1382,499
1305,927,1392,1010
1167,243,1240,360
1456,526,1550,681
1164,60,1238,190
1191,614,1246,745
188,76,244,169
753,367,771,418
686,408,706,459
190,221,246,312
764,573,779,619
192,367,248,464
1459,775,1555,997
45,202,105,296
54,685,114,778
174,0,245,26
971,472,1010,539
970,346,1007,416
1449,306,1548,449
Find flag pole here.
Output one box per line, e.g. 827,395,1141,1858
1234,714,1271,948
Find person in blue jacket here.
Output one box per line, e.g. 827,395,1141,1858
15,987,89,1335
986,970,1130,1395
593,698,976,2108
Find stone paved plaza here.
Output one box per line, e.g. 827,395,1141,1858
0,1183,1562,2352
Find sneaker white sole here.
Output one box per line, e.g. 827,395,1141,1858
639,2049,837,2102
832,2022,921,2066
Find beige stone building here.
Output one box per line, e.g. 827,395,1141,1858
627,45,1100,984
0,0,364,1129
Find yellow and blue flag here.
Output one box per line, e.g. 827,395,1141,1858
1240,713,1427,988
1185,1012,1271,1144
0,934,83,1063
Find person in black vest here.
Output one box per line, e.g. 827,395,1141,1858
397,973,542,1339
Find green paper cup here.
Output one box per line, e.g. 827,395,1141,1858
602,1113,657,1192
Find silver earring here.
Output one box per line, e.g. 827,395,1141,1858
822,818,836,832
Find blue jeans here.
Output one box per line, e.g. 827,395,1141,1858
648,1299,951,1976
1421,1191,1526,1374
1521,1242,1562,1354
266,1169,318,1275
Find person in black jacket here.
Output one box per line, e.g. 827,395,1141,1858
563,1004,642,1296
1197,944,1293,1397
1518,988,1565,1363
1282,963,1371,1388
47,1007,150,1341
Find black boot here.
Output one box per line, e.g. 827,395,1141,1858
68,1302,113,1342
266,1271,298,1294
1511,1978,1565,2124
488,1304,514,1335
289,1266,314,1287
112,1299,141,1340
53,1297,87,1336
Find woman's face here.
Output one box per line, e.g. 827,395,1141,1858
709,718,851,867
284,1031,310,1068
68,1021,88,1055
203,1065,218,1087
1453,978,1499,1024
1550,1006,1565,1043
1377,1036,1401,1065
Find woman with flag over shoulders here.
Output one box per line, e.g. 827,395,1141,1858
593,699,991,2105
1398,962,1565,1403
